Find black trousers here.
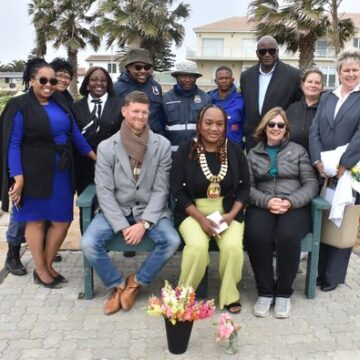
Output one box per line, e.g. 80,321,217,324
245,206,311,297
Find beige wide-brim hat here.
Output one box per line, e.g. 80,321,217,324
171,60,202,78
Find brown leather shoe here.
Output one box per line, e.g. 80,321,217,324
120,274,141,311
103,286,123,315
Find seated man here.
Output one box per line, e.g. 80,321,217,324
81,91,180,315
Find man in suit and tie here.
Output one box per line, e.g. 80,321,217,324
81,91,180,315
240,35,302,151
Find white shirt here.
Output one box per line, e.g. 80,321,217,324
332,84,360,118
258,62,276,114
87,93,108,117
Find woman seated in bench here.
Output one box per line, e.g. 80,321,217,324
245,107,318,319
170,104,250,314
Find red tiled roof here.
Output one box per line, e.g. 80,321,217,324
85,54,122,61
194,13,360,32
194,16,255,32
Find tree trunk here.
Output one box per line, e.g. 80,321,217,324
298,33,316,71
67,49,78,97
331,0,341,54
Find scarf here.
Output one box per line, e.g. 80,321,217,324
120,121,149,180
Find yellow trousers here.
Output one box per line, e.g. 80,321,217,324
178,198,244,309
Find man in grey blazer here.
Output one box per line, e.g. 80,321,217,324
240,35,302,151
81,91,180,315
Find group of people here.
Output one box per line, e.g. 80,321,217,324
1,34,360,320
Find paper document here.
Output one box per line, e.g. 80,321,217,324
206,210,228,234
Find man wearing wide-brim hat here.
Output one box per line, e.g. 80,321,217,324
114,48,166,135
163,60,211,152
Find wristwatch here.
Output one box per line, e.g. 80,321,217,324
140,220,152,230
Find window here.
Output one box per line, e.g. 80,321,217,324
242,39,257,57
315,40,335,58
202,38,224,57
107,63,117,73
353,38,360,48
319,66,337,88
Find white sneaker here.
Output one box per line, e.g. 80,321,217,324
253,296,273,317
274,297,291,318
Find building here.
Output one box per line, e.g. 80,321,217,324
187,13,360,90
85,54,124,81
0,72,23,90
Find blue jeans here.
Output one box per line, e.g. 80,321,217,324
6,211,26,246
81,213,180,289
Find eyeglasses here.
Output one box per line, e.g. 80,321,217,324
257,48,277,56
133,64,152,71
89,77,107,84
37,77,58,86
267,121,286,129
56,73,71,81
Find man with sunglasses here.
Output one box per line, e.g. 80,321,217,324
240,35,302,151
114,48,166,135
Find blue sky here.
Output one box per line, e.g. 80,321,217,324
0,0,359,67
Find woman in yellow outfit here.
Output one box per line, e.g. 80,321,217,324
170,105,250,313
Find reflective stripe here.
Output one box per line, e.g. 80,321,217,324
171,145,179,152
165,100,181,104
165,124,197,131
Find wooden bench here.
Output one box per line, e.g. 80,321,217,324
76,184,330,300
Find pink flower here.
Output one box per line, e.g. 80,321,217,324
215,313,241,342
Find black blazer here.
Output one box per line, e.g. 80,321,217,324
170,140,250,227
71,95,123,150
71,95,123,194
309,90,360,169
240,60,302,150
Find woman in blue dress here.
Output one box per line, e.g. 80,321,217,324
2,59,96,288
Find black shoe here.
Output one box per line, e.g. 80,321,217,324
123,251,136,257
33,270,62,289
5,244,27,276
316,278,322,286
54,274,68,284
53,252,62,262
320,283,338,292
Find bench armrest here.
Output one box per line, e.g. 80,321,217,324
76,184,96,209
311,196,331,210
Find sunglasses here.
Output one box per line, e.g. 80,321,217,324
267,122,286,129
257,48,277,56
37,77,58,86
133,64,152,71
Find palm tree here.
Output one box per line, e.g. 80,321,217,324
28,0,56,58
98,0,190,68
327,0,355,54
47,0,100,95
248,0,354,70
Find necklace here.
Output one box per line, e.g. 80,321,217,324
198,144,228,200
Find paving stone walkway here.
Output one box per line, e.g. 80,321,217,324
1,247,360,360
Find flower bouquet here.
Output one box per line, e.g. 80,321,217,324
146,280,215,354
351,163,360,194
215,313,241,355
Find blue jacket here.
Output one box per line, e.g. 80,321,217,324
113,71,165,134
208,85,245,145
163,85,211,151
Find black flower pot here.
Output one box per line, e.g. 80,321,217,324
164,318,194,354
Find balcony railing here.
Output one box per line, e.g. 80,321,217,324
187,47,294,59
314,47,336,58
